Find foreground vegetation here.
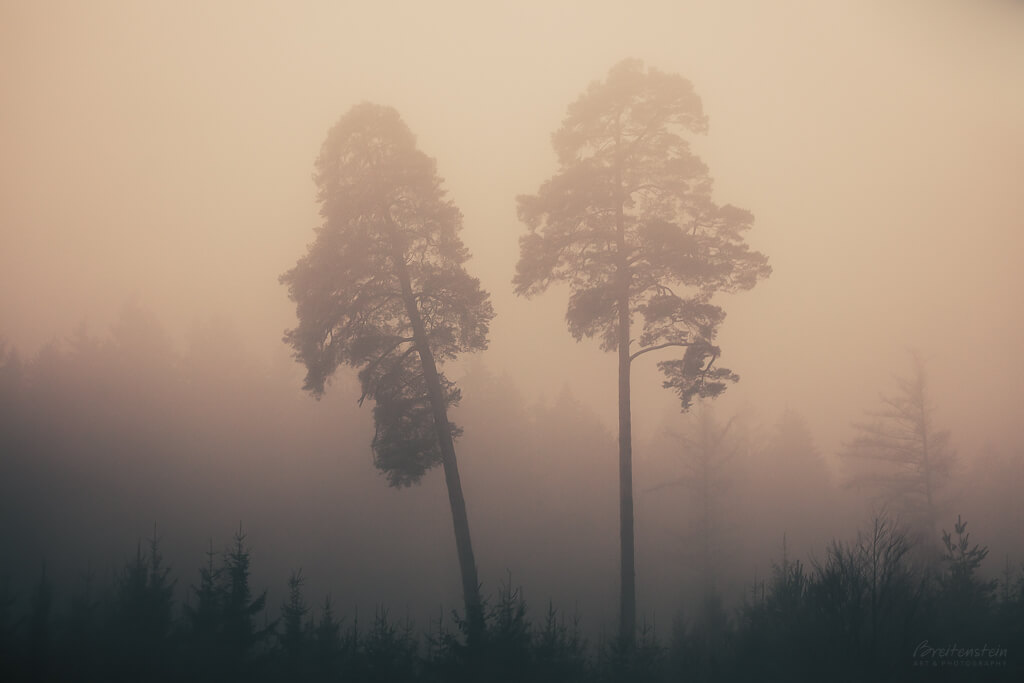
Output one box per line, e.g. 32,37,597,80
2,515,1020,682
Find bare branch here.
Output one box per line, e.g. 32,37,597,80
629,340,691,363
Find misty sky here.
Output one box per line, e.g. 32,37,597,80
2,0,1022,461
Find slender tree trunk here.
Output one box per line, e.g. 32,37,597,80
921,426,934,532
617,283,635,644
702,456,711,594
613,122,636,643
917,380,935,534
393,251,484,638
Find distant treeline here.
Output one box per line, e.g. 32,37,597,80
1,515,1021,682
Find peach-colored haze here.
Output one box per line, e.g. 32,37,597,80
2,0,1022,463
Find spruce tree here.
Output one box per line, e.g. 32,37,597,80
279,568,311,672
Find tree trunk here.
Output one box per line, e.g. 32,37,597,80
614,121,635,642
618,290,635,645
917,376,935,534
702,456,711,594
393,252,485,638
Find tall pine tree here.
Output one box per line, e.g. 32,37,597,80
282,103,493,635
516,59,770,642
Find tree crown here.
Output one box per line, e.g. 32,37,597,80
515,60,770,409
281,103,493,485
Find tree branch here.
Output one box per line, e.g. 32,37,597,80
358,337,415,405
629,340,690,363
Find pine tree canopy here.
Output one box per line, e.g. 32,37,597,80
281,103,493,486
515,59,770,409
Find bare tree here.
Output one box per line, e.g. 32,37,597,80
841,354,955,534
648,406,741,593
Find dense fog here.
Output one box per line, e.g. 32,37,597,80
1,1,1022,680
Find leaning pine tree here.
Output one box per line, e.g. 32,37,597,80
281,103,493,635
515,59,770,643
